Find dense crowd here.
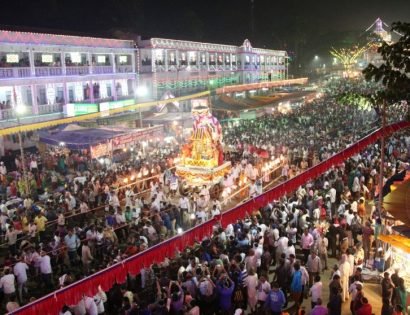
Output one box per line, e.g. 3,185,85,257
0,82,408,314
50,130,409,315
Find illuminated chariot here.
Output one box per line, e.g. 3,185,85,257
176,99,231,186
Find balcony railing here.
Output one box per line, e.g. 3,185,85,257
66,66,89,76
38,103,63,115
92,66,113,74
0,107,33,120
116,65,133,73
35,67,63,77
0,67,31,79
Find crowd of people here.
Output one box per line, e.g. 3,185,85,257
49,129,409,315
0,80,408,314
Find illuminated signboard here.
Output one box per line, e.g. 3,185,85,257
119,55,128,63
64,103,99,117
6,54,19,63
70,52,81,63
97,55,106,63
42,54,53,63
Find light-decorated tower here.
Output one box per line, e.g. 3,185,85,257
176,98,231,186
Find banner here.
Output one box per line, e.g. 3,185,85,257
90,141,112,159
112,125,163,148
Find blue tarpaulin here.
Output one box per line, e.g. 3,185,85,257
38,125,125,149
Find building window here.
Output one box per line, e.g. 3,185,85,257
209,54,216,66
141,50,152,66
34,52,61,67
65,52,88,66
168,51,177,66
180,52,187,66
189,52,197,66
245,55,250,65
217,54,223,65
200,53,206,65
0,52,30,68
155,50,164,66
116,55,132,65
92,54,111,66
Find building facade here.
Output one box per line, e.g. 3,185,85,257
0,30,288,126
137,38,288,99
0,30,137,123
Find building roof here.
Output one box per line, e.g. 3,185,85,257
0,29,135,49
146,38,286,56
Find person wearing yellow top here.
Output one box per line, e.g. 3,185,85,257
20,214,29,233
34,213,48,241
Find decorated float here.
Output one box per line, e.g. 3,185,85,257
176,99,231,186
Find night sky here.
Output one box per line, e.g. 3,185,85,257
1,0,409,65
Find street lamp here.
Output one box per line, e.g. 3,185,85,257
15,104,29,196
136,85,148,128
314,55,319,61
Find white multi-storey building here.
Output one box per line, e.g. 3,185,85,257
137,38,288,99
0,29,137,124
0,30,288,126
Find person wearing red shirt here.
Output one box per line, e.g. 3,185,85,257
356,297,372,315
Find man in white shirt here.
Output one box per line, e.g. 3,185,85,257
125,188,134,208
0,267,16,301
276,234,289,264
200,185,210,203
29,157,38,173
249,180,258,198
0,161,6,175
93,288,107,315
80,201,89,213
211,205,221,218
196,195,208,212
349,277,363,301
109,191,120,208
14,256,29,303
83,296,98,315
309,275,323,309
257,275,271,306
65,192,77,211
40,251,53,289
196,209,207,223
179,195,191,226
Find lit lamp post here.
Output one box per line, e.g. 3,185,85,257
313,55,320,73
15,104,29,196
136,85,148,128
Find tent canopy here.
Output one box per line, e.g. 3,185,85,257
384,174,410,226
38,124,125,149
379,234,410,254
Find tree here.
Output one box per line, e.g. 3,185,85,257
363,22,410,108
362,21,410,217
330,45,369,74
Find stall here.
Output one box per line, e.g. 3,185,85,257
378,174,410,312
38,124,164,160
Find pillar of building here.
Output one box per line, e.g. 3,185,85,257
30,85,39,115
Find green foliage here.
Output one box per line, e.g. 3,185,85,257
363,22,410,105
337,92,376,112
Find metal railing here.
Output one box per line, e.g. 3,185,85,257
0,108,33,120
92,65,113,74
0,67,31,78
38,103,63,115
65,66,89,76
35,67,63,77
116,65,133,73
